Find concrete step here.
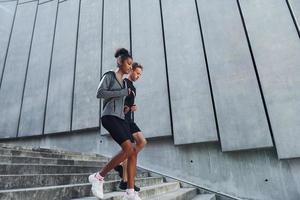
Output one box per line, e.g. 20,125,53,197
0,172,153,190
0,177,166,200
191,194,216,200
103,177,164,193
144,187,197,200
0,144,105,159
0,163,148,175
0,183,91,200
0,163,105,175
72,182,180,200
0,144,220,200
117,177,164,190
0,147,106,161
0,155,107,166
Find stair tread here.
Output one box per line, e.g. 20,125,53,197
0,148,106,161
0,183,90,193
191,194,216,200
0,155,108,162
0,171,148,177
0,144,104,158
0,177,162,192
0,173,93,177
72,182,180,200
144,187,197,200
0,147,100,156
0,163,147,176
0,163,102,167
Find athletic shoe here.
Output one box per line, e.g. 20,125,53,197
114,165,123,178
122,191,142,200
119,180,140,192
88,173,104,199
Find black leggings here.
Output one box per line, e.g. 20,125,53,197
101,115,134,146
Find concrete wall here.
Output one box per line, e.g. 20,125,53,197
1,0,300,199
1,0,300,159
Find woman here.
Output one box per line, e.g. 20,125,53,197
89,48,141,200
115,62,147,192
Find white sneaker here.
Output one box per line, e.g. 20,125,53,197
88,173,104,199
122,191,142,200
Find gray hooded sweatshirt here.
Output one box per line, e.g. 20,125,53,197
97,71,129,120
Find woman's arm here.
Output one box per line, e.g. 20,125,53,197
96,73,128,99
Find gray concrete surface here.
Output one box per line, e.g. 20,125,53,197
18,0,58,136
161,0,218,144
0,1,16,88
19,0,37,4
44,0,80,134
291,0,300,21
196,0,273,151
3,130,300,200
38,0,54,4
0,145,162,200
72,0,102,131
0,0,298,158
239,0,300,159
289,0,300,34
1,0,300,198
0,1,37,138
131,0,172,138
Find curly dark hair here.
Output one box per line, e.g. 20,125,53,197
114,48,132,66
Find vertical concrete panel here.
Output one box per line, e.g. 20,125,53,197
0,2,37,138
102,0,130,72
196,0,273,151
131,0,172,138
18,0,58,137
161,0,218,144
19,0,37,4
39,0,52,4
101,0,130,135
239,0,300,159
44,0,80,134
0,1,16,88
289,0,300,30
72,0,102,130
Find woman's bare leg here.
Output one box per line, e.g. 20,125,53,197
122,159,128,182
133,132,147,153
99,140,134,177
121,132,146,185
127,143,137,189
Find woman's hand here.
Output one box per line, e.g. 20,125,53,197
131,104,137,112
124,105,130,114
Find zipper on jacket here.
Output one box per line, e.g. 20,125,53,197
120,98,123,118
113,100,116,112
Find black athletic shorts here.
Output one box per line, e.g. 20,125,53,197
101,115,134,146
128,122,141,134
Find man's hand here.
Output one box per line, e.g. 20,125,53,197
131,90,136,97
124,105,130,114
131,104,137,112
